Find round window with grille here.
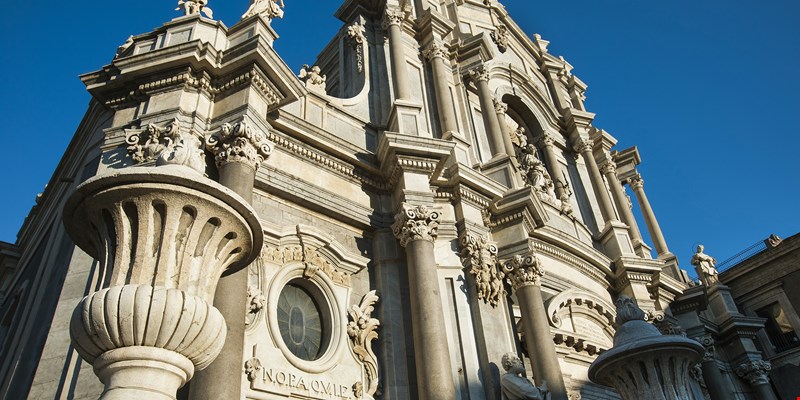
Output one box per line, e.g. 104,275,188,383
276,281,329,361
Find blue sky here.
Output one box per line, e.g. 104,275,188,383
0,0,797,276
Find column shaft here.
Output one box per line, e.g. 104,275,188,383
577,142,616,224
474,75,506,158
539,137,567,199
753,382,779,400
517,285,568,400
602,164,643,244
406,239,456,400
388,23,411,101
494,101,516,157
700,360,730,400
629,176,670,256
431,56,458,136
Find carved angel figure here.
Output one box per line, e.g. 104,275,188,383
176,0,213,19
298,64,326,87
242,0,285,20
501,353,549,400
691,244,718,285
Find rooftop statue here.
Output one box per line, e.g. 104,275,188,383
500,353,549,400
691,244,718,286
243,0,285,20
176,0,213,18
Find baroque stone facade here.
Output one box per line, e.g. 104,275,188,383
0,1,785,400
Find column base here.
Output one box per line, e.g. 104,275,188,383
94,346,194,400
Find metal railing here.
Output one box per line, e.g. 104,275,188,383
716,240,768,273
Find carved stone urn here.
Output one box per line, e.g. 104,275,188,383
588,296,703,400
63,166,263,399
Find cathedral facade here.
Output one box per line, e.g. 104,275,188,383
0,1,784,399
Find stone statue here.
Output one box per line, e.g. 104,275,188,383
242,0,285,20
299,64,327,89
176,0,213,19
691,244,718,285
501,353,549,400
519,144,556,203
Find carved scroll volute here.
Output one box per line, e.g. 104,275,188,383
347,290,381,398
460,233,505,307
502,252,545,290
205,119,273,171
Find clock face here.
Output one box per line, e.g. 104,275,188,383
277,282,326,361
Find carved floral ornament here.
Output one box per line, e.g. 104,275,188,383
391,204,439,247
258,244,351,286
124,120,206,173
735,360,772,386
460,233,505,307
205,119,273,170
599,159,617,175
493,98,508,114
346,18,367,74
502,252,545,290
491,24,510,53
573,138,594,155
347,290,381,398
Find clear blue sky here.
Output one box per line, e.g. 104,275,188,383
0,0,797,276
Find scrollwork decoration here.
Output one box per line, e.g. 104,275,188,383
347,290,380,398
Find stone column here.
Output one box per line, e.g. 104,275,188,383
191,119,272,400
697,335,731,400
599,159,644,246
64,165,263,400
538,135,568,201
423,40,459,137
469,65,507,158
383,7,411,101
391,204,456,400
503,252,568,400
492,99,516,157
736,360,778,400
574,139,616,225
627,174,671,257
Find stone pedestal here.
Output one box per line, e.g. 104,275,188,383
589,296,703,400
64,166,263,399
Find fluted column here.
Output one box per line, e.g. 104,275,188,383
736,360,778,400
627,174,671,257
392,204,456,400
469,66,507,158
423,40,459,137
503,252,568,400
599,159,644,245
493,99,516,157
191,119,272,400
574,139,616,225
697,335,731,400
383,7,411,101
538,135,568,200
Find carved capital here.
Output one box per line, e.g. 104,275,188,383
205,119,273,170
125,121,205,173
491,24,510,53
698,335,716,362
502,252,544,290
422,40,448,62
599,159,617,175
628,173,644,190
468,65,490,83
382,7,405,30
573,138,594,154
347,291,380,397
493,98,508,114
736,360,772,386
391,204,440,247
538,134,555,147
460,233,504,307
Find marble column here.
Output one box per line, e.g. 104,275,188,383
392,204,456,400
574,139,616,225
697,335,731,400
538,135,568,201
736,360,778,400
503,252,568,400
191,120,272,400
469,66,507,158
493,99,517,157
627,174,671,257
422,40,459,137
383,7,411,101
599,159,644,246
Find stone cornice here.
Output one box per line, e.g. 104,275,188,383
377,132,454,186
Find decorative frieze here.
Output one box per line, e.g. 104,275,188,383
205,119,273,170
503,252,544,290
347,290,380,398
391,204,440,247
735,360,772,386
460,233,504,307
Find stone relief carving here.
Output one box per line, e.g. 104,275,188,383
519,144,558,205
246,285,265,325
260,244,351,286
491,24,510,53
512,126,527,148
503,252,545,290
299,64,327,89
614,295,646,326
697,334,716,362
735,360,772,386
244,357,262,382
391,204,439,247
500,352,549,400
346,18,367,74
242,0,284,20
347,290,380,398
691,244,718,286
205,119,273,171
422,41,448,62
176,0,213,18
460,233,504,307
125,121,205,173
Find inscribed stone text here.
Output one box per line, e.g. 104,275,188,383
253,368,352,399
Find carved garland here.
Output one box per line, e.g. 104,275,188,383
347,291,380,398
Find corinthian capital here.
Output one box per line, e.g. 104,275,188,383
573,138,594,154
538,134,555,147
493,98,508,114
599,159,617,175
502,252,544,290
422,40,448,62
628,173,644,190
382,7,405,30
468,65,490,83
205,119,273,170
735,360,772,386
392,204,440,247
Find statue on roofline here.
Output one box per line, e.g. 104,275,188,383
176,0,213,19
243,0,285,20
691,244,718,286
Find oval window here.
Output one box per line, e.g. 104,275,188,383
277,282,327,361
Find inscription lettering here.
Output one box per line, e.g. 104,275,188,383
257,368,352,399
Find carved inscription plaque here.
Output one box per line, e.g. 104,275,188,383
251,367,353,399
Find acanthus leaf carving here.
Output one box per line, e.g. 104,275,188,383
460,233,504,307
205,119,273,170
502,252,544,290
422,41,448,62
347,290,380,398
259,244,351,286
124,120,205,174
391,204,439,247
735,360,772,386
